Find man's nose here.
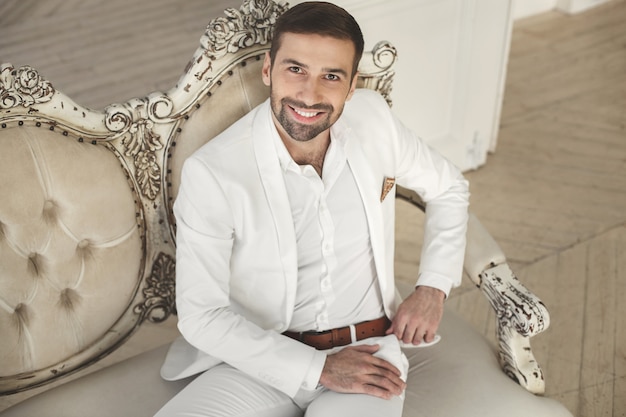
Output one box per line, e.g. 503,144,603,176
297,77,323,105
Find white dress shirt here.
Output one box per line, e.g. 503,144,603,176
271,124,385,333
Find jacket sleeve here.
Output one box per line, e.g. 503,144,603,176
173,155,326,398
384,96,470,296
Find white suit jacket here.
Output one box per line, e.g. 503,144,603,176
160,89,469,398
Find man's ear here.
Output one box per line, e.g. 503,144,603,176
262,51,271,87
346,71,359,101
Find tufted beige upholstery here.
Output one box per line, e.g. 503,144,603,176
0,1,572,416
0,124,144,383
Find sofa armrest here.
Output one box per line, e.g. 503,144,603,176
463,214,550,394
464,213,507,285
478,263,550,394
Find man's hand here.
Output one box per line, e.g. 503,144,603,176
386,285,445,345
319,344,406,400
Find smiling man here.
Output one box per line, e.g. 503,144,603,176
156,2,469,417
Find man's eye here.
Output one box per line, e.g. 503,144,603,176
325,74,339,81
289,67,302,73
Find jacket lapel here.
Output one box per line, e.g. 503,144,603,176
251,102,298,324
337,123,390,295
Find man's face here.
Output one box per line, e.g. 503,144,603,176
262,32,358,143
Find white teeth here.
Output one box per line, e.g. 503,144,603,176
293,108,318,118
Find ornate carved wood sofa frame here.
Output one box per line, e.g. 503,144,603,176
0,1,571,416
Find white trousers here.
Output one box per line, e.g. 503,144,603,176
154,335,407,417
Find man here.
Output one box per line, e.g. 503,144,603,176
156,2,469,416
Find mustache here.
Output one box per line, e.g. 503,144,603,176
281,98,333,113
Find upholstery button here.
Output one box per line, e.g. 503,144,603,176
42,200,57,224
28,253,41,276
13,303,30,330
59,288,80,310
77,239,94,259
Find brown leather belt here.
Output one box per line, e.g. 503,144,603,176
283,317,391,350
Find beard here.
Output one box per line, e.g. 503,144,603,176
271,96,336,142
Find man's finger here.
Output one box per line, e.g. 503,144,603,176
386,319,407,341
365,373,406,397
423,330,436,343
341,344,403,377
347,344,381,354
368,354,403,377
361,361,406,397
410,329,424,345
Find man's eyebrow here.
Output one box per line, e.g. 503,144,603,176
281,58,308,69
280,58,349,77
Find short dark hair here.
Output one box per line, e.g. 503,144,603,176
270,1,364,79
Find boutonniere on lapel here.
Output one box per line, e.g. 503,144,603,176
380,177,395,202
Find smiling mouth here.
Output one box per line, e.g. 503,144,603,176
289,105,325,120
292,107,320,118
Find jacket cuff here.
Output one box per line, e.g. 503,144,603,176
300,350,327,392
415,272,455,298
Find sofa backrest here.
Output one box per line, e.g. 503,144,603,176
0,0,397,394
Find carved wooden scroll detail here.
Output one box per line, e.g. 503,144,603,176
104,94,174,200
357,41,398,106
134,252,177,323
0,64,55,109
200,0,288,61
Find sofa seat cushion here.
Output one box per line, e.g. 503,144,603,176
402,310,571,416
0,344,192,417
0,308,571,417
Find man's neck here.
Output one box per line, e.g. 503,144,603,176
281,132,330,177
